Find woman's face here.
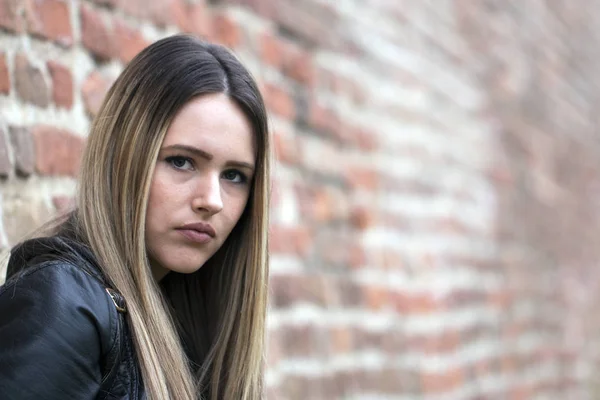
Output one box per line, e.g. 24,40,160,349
145,93,255,281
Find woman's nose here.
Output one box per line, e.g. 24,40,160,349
192,174,223,215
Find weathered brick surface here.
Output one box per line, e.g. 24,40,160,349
14,53,50,107
82,71,113,116
51,195,74,212
47,61,73,109
0,126,11,177
9,126,34,177
176,1,211,38
0,53,9,94
0,1,600,399
80,4,115,60
0,0,25,33
32,125,84,177
25,0,73,47
211,10,242,49
114,18,149,63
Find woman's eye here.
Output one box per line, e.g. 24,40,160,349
222,170,247,183
166,156,194,171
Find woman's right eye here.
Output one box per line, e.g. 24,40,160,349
165,156,194,171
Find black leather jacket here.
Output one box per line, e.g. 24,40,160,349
0,236,145,399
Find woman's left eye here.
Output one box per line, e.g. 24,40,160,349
222,169,247,183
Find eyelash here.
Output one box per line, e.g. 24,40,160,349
165,155,249,184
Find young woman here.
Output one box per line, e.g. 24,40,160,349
0,34,270,399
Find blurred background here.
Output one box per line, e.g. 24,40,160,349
1,0,600,398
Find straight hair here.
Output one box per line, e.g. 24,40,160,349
65,35,270,399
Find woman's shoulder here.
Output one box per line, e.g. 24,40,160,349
0,237,122,398
1,235,118,351
5,234,105,281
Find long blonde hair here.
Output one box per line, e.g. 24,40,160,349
71,35,270,399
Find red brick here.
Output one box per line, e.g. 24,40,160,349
0,53,9,94
0,126,10,177
320,237,366,269
280,375,331,399
336,368,415,394
226,0,275,19
446,289,486,308
14,53,50,107
8,126,34,176
421,368,464,393
423,330,461,354
259,31,284,69
345,167,379,190
488,164,514,185
47,61,73,109
273,129,301,165
52,196,75,212
114,19,149,63
431,217,477,235
348,246,367,268
309,101,341,139
281,41,315,86
319,235,350,266
488,289,512,309
511,386,533,400
363,285,390,310
168,0,188,30
316,66,340,93
296,184,349,223
381,248,404,270
332,370,361,394
81,71,112,116
115,0,178,27
0,0,25,33
353,329,381,351
173,0,211,38
260,32,315,86
310,189,334,222
269,225,312,256
263,82,296,120
279,325,325,357
211,10,241,48
382,331,406,354
269,274,331,307
80,4,115,60
25,0,73,47
32,125,84,177
329,326,353,354
114,0,152,20
380,174,436,194
350,205,377,230
269,0,339,48
353,127,379,151
472,358,492,379
393,291,442,314
337,279,363,306
345,78,367,105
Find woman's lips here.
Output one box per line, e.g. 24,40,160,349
177,229,213,244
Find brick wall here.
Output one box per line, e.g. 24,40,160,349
1,0,600,399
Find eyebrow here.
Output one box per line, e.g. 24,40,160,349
161,144,255,171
